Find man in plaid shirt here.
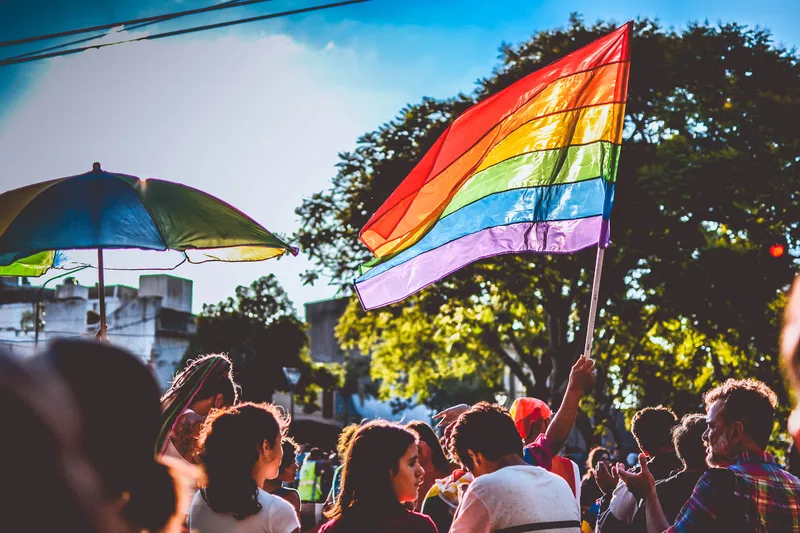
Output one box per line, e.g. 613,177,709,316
616,378,800,533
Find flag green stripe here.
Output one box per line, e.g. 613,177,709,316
442,141,619,218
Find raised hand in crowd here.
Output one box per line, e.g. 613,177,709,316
594,460,620,495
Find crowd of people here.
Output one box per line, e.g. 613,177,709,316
6,277,800,533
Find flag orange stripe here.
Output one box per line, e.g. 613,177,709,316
362,102,626,255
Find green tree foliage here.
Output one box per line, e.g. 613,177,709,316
296,15,800,442
183,275,337,406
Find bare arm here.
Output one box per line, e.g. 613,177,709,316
286,490,301,515
642,493,670,533
172,411,205,464
546,356,594,452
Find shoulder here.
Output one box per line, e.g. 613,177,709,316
318,519,337,533
176,409,204,427
188,489,205,513
257,489,300,531
697,467,736,487
258,488,294,510
396,511,438,532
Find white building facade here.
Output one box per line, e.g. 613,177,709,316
0,274,195,390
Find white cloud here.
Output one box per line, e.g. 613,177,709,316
0,29,411,314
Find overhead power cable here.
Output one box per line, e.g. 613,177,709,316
1,0,277,48
0,0,369,67
7,0,255,61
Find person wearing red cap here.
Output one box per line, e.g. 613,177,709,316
510,356,595,498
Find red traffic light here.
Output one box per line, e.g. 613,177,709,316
770,244,785,258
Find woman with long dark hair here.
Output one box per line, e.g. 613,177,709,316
405,421,456,511
190,402,300,533
319,421,436,533
41,340,180,533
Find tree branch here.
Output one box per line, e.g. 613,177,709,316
483,330,535,393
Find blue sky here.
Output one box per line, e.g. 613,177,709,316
1,0,798,316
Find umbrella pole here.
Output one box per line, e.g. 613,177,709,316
97,249,107,340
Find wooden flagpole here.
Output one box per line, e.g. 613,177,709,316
583,244,606,359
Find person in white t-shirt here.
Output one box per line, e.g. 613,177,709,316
189,402,300,533
448,402,581,533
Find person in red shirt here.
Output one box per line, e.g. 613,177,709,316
318,421,437,533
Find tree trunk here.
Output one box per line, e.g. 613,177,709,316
482,330,536,393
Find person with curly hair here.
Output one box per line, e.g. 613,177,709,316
318,421,436,533
448,402,581,533
189,403,300,533
618,379,800,532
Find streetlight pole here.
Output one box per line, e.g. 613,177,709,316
283,367,302,424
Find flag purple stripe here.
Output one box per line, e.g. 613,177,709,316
355,216,609,310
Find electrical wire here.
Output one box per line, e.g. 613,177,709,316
6,0,260,61
0,0,370,67
1,0,276,48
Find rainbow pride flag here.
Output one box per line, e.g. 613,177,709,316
355,23,631,310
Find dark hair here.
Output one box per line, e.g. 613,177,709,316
336,424,359,459
448,402,523,471
0,349,116,533
406,420,451,474
42,340,177,532
325,421,417,526
703,378,777,448
158,354,238,453
280,436,300,472
631,406,678,455
586,446,611,472
199,402,287,519
672,414,707,469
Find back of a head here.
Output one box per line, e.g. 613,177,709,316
631,406,678,456
449,402,523,472
509,397,552,441
336,424,359,459
406,420,451,473
0,349,117,533
309,447,324,461
41,339,177,532
586,446,611,472
159,354,238,452
199,402,287,519
703,378,777,449
672,414,708,470
328,421,416,524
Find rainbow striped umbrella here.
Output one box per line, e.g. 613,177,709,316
0,163,296,331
